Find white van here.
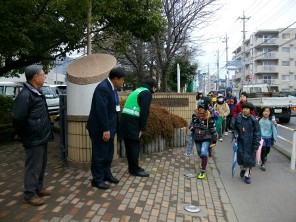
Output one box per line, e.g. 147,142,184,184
0,82,23,98
0,82,59,120
40,84,60,118
241,84,271,94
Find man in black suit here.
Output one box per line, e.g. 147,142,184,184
120,78,157,177
86,67,127,190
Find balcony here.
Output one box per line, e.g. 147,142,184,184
255,79,280,85
255,38,278,47
255,52,277,60
254,65,278,73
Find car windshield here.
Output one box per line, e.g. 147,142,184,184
40,86,58,98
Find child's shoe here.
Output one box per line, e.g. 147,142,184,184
240,170,246,178
224,132,228,136
219,138,223,142
182,153,192,157
197,171,206,179
260,164,266,171
244,176,251,184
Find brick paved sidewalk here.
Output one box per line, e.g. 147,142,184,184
0,138,235,222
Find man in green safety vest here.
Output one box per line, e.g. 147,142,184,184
120,78,157,177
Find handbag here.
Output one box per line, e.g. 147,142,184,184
194,118,211,141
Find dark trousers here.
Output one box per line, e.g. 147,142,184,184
90,133,114,184
261,146,271,164
24,143,48,199
124,138,142,174
226,115,233,131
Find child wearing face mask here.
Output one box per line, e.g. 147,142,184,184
214,93,230,142
257,107,277,171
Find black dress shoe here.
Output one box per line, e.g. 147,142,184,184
130,171,149,177
104,176,119,184
91,181,110,190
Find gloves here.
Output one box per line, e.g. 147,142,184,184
210,143,216,148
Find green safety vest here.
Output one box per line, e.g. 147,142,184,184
122,87,149,117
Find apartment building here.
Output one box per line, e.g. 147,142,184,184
232,28,296,92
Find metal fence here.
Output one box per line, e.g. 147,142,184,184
276,124,296,170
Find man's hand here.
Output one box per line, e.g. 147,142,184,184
102,131,110,142
139,131,142,138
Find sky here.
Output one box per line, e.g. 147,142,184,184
192,0,296,79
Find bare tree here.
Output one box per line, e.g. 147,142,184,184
153,0,220,91
92,0,220,90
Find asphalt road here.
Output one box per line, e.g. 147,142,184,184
277,117,296,142
212,135,296,222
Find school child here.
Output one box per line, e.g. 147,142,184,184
258,107,277,171
190,98,217,179
214,93,230,142
183,96,216,157
196,92,204,108
232,102,261,184
224,87,237,134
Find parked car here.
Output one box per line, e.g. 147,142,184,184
0,82,23,98
50,85,67,95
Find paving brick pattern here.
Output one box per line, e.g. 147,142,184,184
0,138,233,222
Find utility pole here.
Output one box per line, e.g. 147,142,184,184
86,1,92,55
238,11,250,84
216,49,219,90
203,72,206,95
208,64,210,92
222,34,229,87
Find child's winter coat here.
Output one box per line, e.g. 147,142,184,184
190,110,217,144
232,113,261,168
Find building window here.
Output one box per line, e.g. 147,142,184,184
282,61,290,66
263,75,271,84
282,33,290,39
294,75,296,80
282,75,290,81
282,47,290,52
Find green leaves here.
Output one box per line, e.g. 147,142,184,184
0,0,164,76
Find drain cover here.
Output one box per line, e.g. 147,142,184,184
184,173,196,178
184,205,200,213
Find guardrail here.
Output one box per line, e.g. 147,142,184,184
276,124,296,170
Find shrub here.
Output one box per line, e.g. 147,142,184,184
0,95,15,143
0,95,14,124
120,99,187,144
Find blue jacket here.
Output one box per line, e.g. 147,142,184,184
86,79,118,138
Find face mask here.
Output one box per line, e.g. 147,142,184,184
217,98,224,102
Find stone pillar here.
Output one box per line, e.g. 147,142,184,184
66,54,117,169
